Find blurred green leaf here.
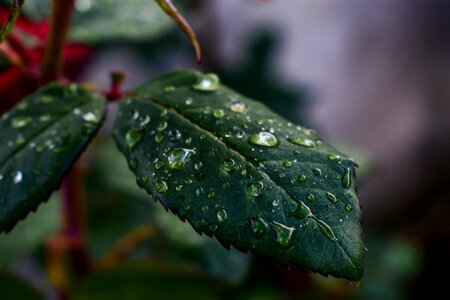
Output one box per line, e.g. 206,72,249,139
0,194,59,266
0,83,105,233
0,271,44,300
16,0,173,43
114,69,365,281
73,263,224,300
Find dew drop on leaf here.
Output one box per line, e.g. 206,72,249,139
125,128,143,151
155,133,164,143
192,73,220,91
230,101,247,113
246,181,264,197
221,158,235,172
325,192,338,203
313,218,338,242
155,180,168,193
213,109,225,119
313,168,322,176
11,116,32,129
217,209,228,223
168,148,194,170
345,204,353,212
270,221,296,248
299,175,306,182
290,202,311,219
13,171,23,184
248,132,280,147
283,161,293,168
251,217,268,238
306,193,315,201
157,121,168,131
287,136,316,148
341,168,351,189
168,129,182,141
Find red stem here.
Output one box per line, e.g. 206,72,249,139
39,0,76,84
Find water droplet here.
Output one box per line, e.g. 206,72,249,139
129,158,138,169
345,204,353,211
167,129,181,142
168,148,194,170
272,199,280,207
313,217,338,242
157,121,168,131
283,161,292,168
185,98,193,105
15,135,25,145
341,168,351,189
17,102,28,110
230,101,247,113
213,109,225,119
155,160,165,169
13,171,23,184
39,115,52,122
287,137,316,148
328,154,339,161
201,205,209,212
306,193,315,201
40,95,54,104
248,132,280,147
155,180,168,193
160,110,168,117
192,73,220,91
217,209,228,223
196,187,205,196
164,85,175,92
185,178,193,185
11,116,32,128
251,217,268,237
125,128,143,151
290,202,311,219
246,181,264,197
175,184,183,192
270,221,296,248
299,175,306,182
325,192,338,203
155,133,164,143
313,168,322,176
138,115,151,127
236,131,245,139
82,112,99,123
194,161,203,170
221,158,235,172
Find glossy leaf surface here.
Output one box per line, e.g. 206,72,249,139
0,83,105,232
114,69,364,280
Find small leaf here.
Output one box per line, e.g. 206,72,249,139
0,83,105,233
113,69,365,281
154,0,202,62
0,0,25,43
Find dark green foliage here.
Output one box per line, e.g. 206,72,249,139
114,69,365,281
0,83,105,232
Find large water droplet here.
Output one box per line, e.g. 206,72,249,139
217,209,228,223
192,73,220,91
82,112,99,123
168,148,194,170
125,128,143,151
345,204,353,211
11,116,32,129
248,132,280,147
312,217,338,242
155,180,168,193
246,181,264,197
306,193,315,201
168,129,181,142
287,137,316,148
270,221,296,248
251,217,267,237
283,161,293,168
313,168,322,176
298,175,306,182
230,101,247,113
325,192,338,203
13,171,23,183
341,168,351,189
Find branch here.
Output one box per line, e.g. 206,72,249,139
39,0,76,84
0,0,25,43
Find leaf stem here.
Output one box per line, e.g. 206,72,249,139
0,0,25,43
39,0,76,84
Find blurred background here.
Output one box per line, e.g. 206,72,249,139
1,0,449,299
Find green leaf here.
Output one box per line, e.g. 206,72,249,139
113,69,365,281
73,263,224,300
0,271,44,300
0,83,105,233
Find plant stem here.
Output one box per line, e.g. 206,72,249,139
61,163,91,279
39,0,76,83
